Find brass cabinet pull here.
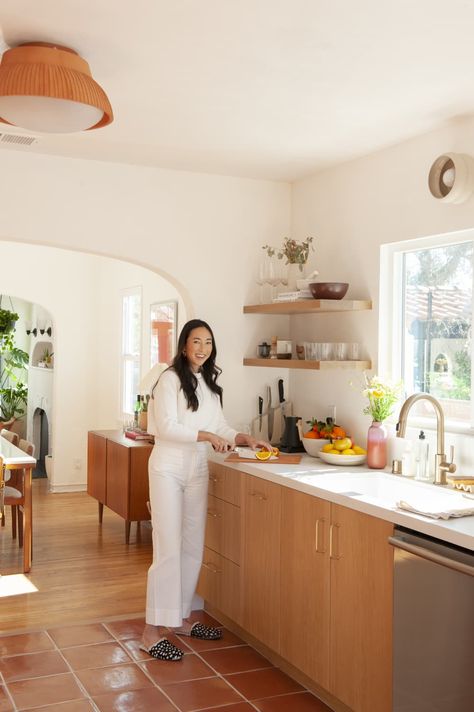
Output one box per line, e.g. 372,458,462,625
203,561,221,574
315,517,326,553
209,476,219,483
329,523,342,560
249,490,267,501
207,509,222,518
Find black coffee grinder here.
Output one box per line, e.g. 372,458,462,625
279,415,305,453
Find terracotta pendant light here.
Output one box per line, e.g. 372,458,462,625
0,41,113,133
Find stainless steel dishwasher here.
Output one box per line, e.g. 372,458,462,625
389,526,474,712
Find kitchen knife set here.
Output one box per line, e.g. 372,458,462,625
251,378,292,445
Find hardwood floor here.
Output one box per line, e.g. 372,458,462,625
0,479,152,633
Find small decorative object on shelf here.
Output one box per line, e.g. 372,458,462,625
362,374,402,469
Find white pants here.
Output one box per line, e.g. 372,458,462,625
145,443,209,627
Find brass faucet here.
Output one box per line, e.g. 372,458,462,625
394,392,456,485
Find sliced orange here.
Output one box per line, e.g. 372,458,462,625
272,447,280,456
255,450,273,461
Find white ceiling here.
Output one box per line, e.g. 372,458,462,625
1,0,474,181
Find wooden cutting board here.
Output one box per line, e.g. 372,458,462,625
225,452,302,464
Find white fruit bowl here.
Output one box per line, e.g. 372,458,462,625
319,451,366,466
301,437,331,458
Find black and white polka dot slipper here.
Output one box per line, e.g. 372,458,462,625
139,638,184,661
186,622,223,640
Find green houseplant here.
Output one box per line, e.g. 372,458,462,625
0,307,19,335
0,320,29,423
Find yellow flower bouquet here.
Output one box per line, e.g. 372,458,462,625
363,374,402,422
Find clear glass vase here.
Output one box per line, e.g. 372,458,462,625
286,262,305,292
367,421,388,469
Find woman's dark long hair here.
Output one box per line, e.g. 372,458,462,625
160,319,223,411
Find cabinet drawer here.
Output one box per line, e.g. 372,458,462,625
208,462,240,506
197,547,241,624
205,495,241,564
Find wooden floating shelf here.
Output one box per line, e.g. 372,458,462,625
243,358,372,370
243,299,372,315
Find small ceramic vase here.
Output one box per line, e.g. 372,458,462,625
367,421,388,469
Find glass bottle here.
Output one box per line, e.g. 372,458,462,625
414,430,431,482
133,394,141,427
367,421,388,469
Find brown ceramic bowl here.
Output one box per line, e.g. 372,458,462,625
309,282,349,300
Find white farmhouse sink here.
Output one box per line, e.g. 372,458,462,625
310,471,458,508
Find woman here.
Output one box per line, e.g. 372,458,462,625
141,318,271,661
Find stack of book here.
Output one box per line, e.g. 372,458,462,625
272,289,313,302
124,428,154,441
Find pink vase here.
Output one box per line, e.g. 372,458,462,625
367,421,388,469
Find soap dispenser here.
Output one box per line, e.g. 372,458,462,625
414,430,431,482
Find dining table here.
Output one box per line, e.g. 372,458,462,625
0,435,37,573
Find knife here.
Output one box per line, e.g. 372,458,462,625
258,396,263,431
267,385,273,442
278,378,292,420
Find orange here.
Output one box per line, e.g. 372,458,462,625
255,450,272,460
304,431,317,439
272,447,280,456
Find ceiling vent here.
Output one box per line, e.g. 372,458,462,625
0,132,37,146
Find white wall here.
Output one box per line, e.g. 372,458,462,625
0,152,291,489
290,116,474,472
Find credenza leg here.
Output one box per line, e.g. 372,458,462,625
125,520,131,544
98,502,104,523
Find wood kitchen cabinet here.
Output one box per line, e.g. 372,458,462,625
87,430,152,543
241,473,281,652
197,462,242,623
281,487,393,712
280,488,331,689
329,503,393,712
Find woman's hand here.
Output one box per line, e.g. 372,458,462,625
235,433,273,451
198,431,233,452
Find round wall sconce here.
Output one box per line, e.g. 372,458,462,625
428,152,474,204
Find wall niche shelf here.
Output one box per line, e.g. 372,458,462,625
243,299,372,315
243,358,372,371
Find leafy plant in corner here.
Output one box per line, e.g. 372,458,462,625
0,308,19,334
0,326,29,422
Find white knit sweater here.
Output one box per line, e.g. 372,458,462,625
148,368,238,447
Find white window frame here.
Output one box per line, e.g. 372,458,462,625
379,227,474,435
120,286,142,419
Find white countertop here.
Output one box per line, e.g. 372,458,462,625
0,436,36,466
212,452,474,551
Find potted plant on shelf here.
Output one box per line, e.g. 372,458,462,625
38,348,54,368
262,236,315,291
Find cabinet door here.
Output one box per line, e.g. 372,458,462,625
329,504,393,712
197,547,241,623
129,446,152,521
106,440,130,519
280,488,331,688
87,432,106,503
242,474,281,651
206,495,241,564
208,462,241,505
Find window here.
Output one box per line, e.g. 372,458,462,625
121,287,141,417
380,231,474,428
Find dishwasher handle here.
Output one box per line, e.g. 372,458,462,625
389,535,474,577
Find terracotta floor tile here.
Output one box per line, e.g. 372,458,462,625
199,704,256,712
61,642,132,670
161,676,243,711
93,687,178,711
183,628,245,652
0,686,14,712
74,663,153,697
104,617,145,640
200,645,273,675
47,623,113,648
28,702,94,712
0,631,54,657
225,668,304,700
141,652,215,685
8,672,85,710
0,650,69,682
253,691,333,711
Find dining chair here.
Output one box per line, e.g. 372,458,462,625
1,429,19,446
3,439,35,547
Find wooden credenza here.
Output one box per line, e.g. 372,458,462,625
87,430,153,543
